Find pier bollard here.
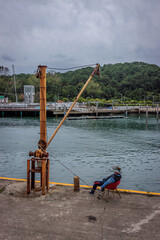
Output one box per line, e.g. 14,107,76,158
74,176,80,191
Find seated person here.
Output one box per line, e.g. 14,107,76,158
89,166,122,194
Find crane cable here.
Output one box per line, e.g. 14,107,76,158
47,63,97,71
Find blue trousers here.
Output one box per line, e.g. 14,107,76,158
93,181,104,190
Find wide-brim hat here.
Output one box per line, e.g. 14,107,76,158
113,166,121,174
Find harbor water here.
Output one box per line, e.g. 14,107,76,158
0,114,160,192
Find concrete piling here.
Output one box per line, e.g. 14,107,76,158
156,104,159,122
146,105,148,124
139,104,141,114
126,104,128,117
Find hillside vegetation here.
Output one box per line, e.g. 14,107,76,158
0,62,160,103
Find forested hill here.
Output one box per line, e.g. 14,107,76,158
0,62,160,103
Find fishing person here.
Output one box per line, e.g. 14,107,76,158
89,166,122,194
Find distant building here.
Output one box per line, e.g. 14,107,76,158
24,85,35,104
0,96,8,103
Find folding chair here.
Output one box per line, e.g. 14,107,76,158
102,180,121,198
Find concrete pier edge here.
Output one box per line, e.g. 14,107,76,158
0,176,160,196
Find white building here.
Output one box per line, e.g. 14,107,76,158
24,85,35,104
0,96,8,103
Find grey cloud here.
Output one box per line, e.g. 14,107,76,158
2,55,15,62
0,0,160,73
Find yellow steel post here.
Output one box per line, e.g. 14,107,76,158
42,160,46,195
46,64,100,148
39,65,47,144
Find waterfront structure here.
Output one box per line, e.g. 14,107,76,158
0,96,8,103
24,85,35,104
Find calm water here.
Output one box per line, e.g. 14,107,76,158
0,115,160,192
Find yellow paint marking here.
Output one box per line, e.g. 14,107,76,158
118,188,160,196
0,176,160,196
0,177,27,182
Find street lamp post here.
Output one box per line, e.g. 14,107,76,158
143,95,145,105
120,94,122,104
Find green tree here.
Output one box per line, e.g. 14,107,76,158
85,80,102,98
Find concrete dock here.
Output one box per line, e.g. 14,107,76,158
0,103,159,117
0,179,160,240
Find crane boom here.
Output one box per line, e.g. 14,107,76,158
46,63,100,148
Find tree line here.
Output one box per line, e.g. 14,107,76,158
0,62,160,103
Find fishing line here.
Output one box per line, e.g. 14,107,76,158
53,156,105,199
38,143,104,199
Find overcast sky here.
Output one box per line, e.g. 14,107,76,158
0,0,160,74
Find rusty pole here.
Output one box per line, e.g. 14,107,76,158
39,65,47,144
